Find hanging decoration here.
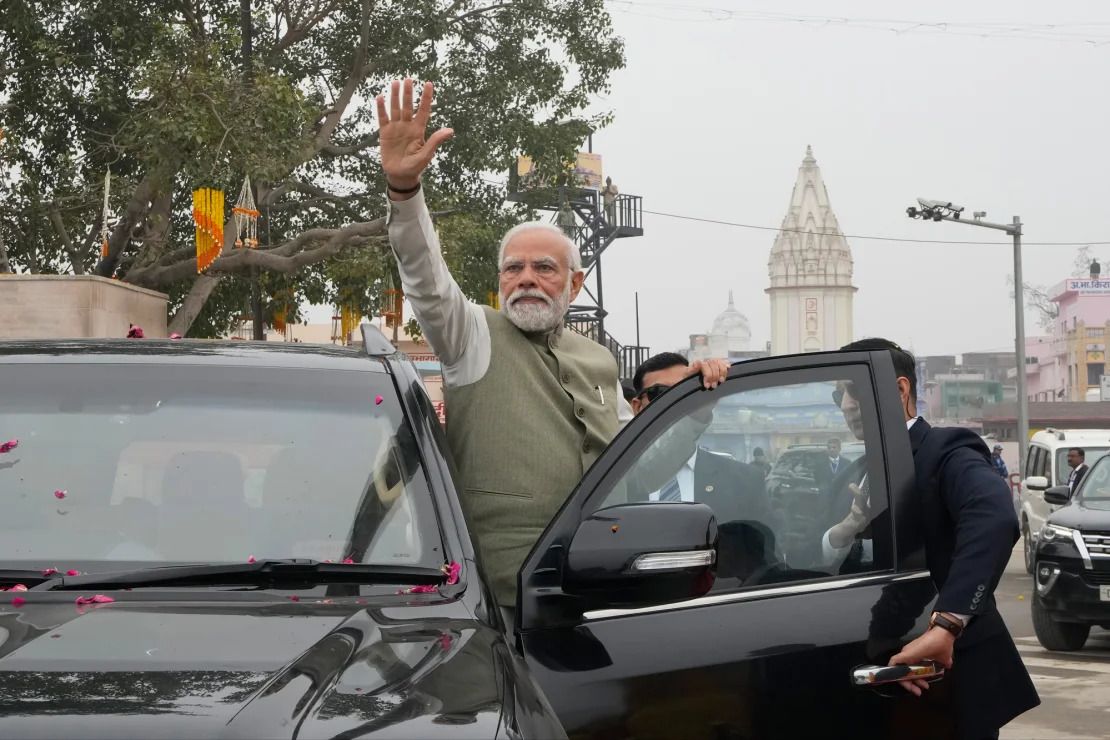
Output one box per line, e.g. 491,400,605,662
384,287,403,329
340,303,360,342
232,175,260,248
193,187,225,273
99,169,111,259
486,291,500,310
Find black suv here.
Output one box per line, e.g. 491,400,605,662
0,332,966,738
1031,454,1110,651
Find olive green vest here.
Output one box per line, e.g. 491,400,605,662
445,307,620,606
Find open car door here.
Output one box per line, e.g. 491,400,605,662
518,350,958,740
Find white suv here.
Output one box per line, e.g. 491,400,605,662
1018,428,1110,573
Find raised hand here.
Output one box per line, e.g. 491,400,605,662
376,78,454,192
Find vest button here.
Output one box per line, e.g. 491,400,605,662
582,440,591,453
562,372,571,384
576,406,585,418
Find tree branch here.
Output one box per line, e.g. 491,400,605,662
93,172,162,278
310,0,372,155
319,130,380,157
126,218,387,287
168,275,222,337
47,202,87,275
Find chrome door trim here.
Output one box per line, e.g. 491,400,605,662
584,570,933,621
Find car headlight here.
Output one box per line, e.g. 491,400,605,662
1040,523,1077,543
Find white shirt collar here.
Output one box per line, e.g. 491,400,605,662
907,416,922,430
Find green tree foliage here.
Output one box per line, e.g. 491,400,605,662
0,0,624,335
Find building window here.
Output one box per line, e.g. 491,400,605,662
1088,363,1104,387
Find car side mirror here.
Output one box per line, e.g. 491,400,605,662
1044,486,1072,506
1025,475,1049,491
563,502,717,609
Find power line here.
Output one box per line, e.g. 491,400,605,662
639,208,1110,246
605,2,1110,46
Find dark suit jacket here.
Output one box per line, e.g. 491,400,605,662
908,420,1039,738
690,448,774,527
1068,463,1089,492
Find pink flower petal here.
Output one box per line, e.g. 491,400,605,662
374,395,384,406
247,555,257,564
444,561,461,586
74,596,91,605
0,439,18,453
90,595,114,604
42,568,59,576
12,597,25,607
65,569,80,576
54,489,67,500
438,634,453,650
169,332,182,340
288,595,300,602
10,584,28,592
341,557,355,564
400,584,438,595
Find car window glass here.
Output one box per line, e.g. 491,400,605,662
595,366,892,593
0,363,442,571
1024,446,1037,478
1031,447,1047,478
1080,460,1110,500
1054,447,1109,487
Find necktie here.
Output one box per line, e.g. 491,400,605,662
659,477,682,502
831,458,839,475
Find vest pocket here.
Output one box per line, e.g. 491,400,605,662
465,487,534,500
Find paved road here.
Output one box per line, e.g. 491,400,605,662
997,544,1110,740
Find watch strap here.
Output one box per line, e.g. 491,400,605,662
930,611,964,638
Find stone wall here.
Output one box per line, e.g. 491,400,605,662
0,275,169,339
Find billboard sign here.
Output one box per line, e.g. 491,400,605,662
1065,278,1110,294
515,152,603,191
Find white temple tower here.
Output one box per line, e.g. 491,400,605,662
766,146,857,354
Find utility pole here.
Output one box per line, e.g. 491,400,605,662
241,0,264,340
907,200,1029,474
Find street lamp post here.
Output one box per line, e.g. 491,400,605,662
907,200,1029,475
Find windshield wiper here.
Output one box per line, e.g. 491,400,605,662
31,560,446,591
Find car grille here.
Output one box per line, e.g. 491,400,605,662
1084,571,1110,585
1081,531,1110,558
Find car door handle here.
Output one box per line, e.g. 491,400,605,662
851,661,945,687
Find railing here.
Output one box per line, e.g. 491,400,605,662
565,319,650,381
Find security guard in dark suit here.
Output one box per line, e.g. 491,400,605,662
840,339,1039,740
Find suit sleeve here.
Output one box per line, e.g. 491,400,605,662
933,446,1020,617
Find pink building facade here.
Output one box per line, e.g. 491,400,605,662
1023,276,1110,402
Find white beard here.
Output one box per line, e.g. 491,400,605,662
501,283,571,333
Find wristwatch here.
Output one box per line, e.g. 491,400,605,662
929,611,964,639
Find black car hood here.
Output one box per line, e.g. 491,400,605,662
0,594,507,739
1047,497,1110,531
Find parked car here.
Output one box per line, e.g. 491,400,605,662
0,334,963,738
1018,428,1110,573
1031,454,1110,651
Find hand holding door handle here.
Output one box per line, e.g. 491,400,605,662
852,660,945,687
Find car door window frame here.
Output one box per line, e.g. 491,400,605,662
518,351,918,629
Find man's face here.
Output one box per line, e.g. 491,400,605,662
834,381,866,440
499,231,584,333
631,363,691,415
827,439,841,458
1067,450,1083,469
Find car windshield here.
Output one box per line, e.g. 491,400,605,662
1078,457,1110,502
1055,447,1110,487
0,361,442,572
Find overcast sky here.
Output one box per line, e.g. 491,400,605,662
569,0,1110,359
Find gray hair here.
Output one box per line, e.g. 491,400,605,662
497,222,582,273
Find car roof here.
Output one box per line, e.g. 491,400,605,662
1030,429,1110,448
0,339,392,373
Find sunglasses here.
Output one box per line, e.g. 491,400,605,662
637,383,671,403
831,381,857,407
